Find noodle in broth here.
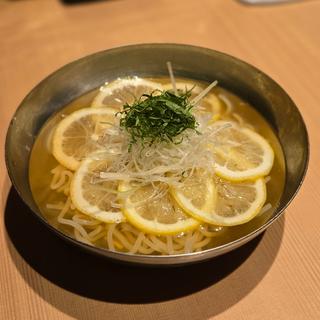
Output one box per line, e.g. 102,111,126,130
29,77,285,255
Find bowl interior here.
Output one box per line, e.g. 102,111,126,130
5,44,309,265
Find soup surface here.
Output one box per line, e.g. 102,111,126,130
29,77,285,255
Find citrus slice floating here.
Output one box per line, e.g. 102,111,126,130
118,181,200,235
91,78,163,109
170,169,216,222
70,157,125,223
172,175,266,226
211,121,274,181
52,107,117,170
211,177,266,226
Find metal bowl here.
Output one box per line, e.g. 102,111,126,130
5,44,309,266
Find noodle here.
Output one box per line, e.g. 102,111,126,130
45,114,268,255
50,165,73,191
232,113,245,126
72,213,101,226
184,232,194,253
88,225,103,238
122,230,138,244
218,93,233,115
112,228,136,251
107,224,116,251
137,245,155,255
166,236,174,255
142,237,166,254
57,197,90,239
74,229,91,245
192,237,212,250
120,223,141,236
46,203,65,210
149,235,169,253
130,232,145,254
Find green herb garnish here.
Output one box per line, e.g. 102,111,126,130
118,90,198,150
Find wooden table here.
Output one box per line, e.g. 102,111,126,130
1,0,319,319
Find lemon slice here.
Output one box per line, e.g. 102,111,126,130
118,181,200,235
91,78,163,109
211,121,274,181
170,169,216,219
172,175,266,226
52,107,117,170
70,157,125,223
212,177,267,225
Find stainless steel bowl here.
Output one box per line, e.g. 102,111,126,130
5,44,309,266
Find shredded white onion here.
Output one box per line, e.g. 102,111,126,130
258,203,272,216
166,61,177,95
191,80,218,106
218,93,234,114
93,117,232,206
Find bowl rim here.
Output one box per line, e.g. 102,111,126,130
5,43,310,265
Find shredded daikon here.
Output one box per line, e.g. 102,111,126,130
92,116,232,206
258,203,272,216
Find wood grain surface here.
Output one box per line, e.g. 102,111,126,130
1,0,319,319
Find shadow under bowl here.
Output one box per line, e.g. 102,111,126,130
5,43,309,266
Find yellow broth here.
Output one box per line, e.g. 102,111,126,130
29,78,285,250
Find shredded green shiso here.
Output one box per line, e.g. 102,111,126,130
117,89,198,150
